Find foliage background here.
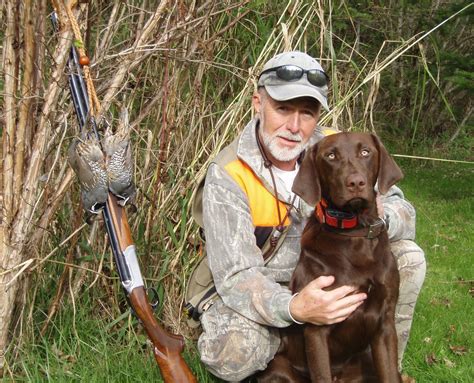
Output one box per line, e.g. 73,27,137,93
1,0,472,381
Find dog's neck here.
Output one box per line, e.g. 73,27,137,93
315,198,386,238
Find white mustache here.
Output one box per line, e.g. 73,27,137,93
276,131,302,142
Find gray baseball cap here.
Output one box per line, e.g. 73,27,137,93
258,51,329,111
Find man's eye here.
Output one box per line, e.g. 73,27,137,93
361,149,370,157
327,153,336,160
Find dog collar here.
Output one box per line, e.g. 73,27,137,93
315,199,358,229
315,198,387,238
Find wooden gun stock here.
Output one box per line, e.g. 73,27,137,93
129,287,196,382
107,194,196,383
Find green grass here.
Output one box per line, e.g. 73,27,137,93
6,160,473,382
6,306,208,382
397,159,474,382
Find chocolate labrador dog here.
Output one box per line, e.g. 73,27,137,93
258,132,403,382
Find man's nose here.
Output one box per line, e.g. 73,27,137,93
287,113,301,133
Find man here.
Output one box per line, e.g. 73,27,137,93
194,51,426,381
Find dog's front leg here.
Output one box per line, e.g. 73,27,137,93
304,325,332,383
371,317,402,383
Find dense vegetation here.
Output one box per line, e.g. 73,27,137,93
1,0,472,381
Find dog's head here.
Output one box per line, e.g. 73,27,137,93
293,132,403,211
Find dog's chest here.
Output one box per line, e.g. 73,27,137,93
295,230,390,289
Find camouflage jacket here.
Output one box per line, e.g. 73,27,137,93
200,118,416,328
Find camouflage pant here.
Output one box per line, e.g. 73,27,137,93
197,239,426,382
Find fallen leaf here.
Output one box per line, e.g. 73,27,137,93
401,374,416,383
447,324,456,336
449,345,468,356
439,233,455,241
442,298,451,307
443,357,455,368
430,297,451,307
425,353,439,366
51,343,76,363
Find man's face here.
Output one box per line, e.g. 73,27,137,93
253,89,321,170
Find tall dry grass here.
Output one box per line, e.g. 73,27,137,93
1,0,471,377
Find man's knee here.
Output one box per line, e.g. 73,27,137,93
391,239,426,293
197,302,280,381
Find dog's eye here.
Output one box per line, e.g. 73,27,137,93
361,149,370,157
327,153,336,160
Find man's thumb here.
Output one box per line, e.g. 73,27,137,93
312,275,335,289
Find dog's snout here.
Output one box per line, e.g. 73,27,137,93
346,173,366,192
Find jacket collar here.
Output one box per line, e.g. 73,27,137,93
236,119,286,198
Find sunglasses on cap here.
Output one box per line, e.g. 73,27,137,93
259,65,329,88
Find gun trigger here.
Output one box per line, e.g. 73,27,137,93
147,287,160,312
122,289,139,319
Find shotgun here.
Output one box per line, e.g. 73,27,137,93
52,12,196,382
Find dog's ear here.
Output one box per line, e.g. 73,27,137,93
292,145,321,207
371,134,403,194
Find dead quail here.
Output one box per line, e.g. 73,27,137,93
103,108,136,206
68,132,109,214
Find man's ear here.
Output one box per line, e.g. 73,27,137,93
292,145,321,207
252,91,262,114
371,134,403,194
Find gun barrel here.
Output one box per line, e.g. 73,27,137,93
103,195,133,283
67,49,89,129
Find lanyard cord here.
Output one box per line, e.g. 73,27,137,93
52,0,101,117
255,123,296,230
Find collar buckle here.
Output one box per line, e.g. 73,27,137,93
367,219,385,239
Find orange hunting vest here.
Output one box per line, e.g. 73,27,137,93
192,138,290,249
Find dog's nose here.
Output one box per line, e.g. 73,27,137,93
346,174,366,192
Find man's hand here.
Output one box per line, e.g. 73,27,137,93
289,276,367,325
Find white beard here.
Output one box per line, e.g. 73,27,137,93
260,118,307,162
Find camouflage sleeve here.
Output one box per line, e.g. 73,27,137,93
379,185,416,242
202,163,294,327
